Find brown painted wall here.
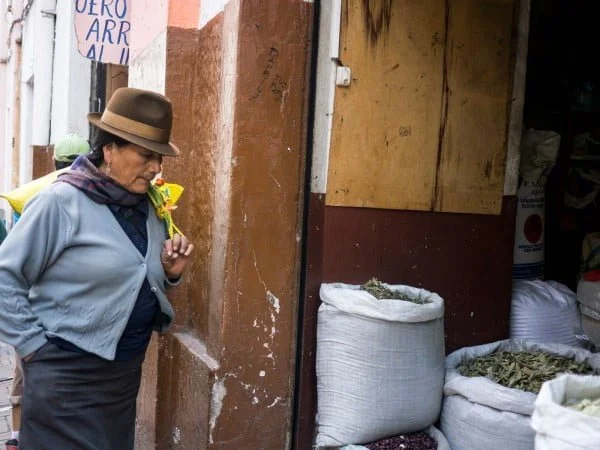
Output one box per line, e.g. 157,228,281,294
136,1,313,448
208,1,312,448
294,194,517,449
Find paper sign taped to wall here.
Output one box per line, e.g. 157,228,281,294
74,0,130,65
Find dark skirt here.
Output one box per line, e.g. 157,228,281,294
20,342,144,450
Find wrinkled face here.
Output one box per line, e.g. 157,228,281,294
102,143,163,194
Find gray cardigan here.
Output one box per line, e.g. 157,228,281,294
0,183,176,360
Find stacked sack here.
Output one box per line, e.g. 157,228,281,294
441,339,600,450
577,280,600,347
510,280,582,346
315,282,447,448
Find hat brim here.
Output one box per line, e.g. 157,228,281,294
88,113,180,157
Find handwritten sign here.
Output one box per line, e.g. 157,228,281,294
74,0,130,65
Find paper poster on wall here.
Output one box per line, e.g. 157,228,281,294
74,0,130,65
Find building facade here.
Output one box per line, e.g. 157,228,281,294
0,0,92,225
0,1,529,448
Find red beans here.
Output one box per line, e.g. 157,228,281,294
365,431,438,450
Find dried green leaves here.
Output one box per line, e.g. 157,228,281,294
361,278,430,305
458,351,599,394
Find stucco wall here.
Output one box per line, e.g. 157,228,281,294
50,0,92,143
127,0,313,447
0,0,91,196
129,30,167,94
131,1,313,448
130,0,168,60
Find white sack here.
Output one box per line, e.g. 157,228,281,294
511,280,582,346
576,281,600,346
519,129,561,181
441,394,535,450
577,280,600,312
532,374,600,450
316,283,445,447
513,129,561,280
441,339,600,450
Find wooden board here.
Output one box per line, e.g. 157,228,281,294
105,64,129,104
32,145,55,179
434,0,516,214
326,0,447,211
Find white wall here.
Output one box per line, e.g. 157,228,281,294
50,0,92,144
0,0,92,222
18,2,35,185
0,0,8,199
30,0,56,147
13,0,91,186
128,30,167,94
199,0,229,28
0,0,23,222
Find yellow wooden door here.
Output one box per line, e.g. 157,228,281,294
326,0,516,215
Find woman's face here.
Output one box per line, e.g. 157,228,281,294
103,143,163,194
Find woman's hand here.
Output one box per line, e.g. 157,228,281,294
161,234,194,279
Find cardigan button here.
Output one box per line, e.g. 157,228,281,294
151,287,157,293
141,264,147,269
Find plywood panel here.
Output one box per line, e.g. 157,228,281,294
326,0,446,210
435,0,516,214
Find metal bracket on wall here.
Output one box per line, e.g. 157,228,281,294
335,66,352,87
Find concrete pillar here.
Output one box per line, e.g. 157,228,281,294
31,0,56,145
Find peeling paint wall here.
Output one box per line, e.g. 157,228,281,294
131,1,313,448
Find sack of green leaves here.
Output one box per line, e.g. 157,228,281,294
315,280,445,447
441,339,600,450
532,374,600,449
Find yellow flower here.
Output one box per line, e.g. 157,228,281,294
148,179,184,238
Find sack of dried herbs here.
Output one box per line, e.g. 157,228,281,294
315,283,445,447
440,339,600,450
532,374,600,449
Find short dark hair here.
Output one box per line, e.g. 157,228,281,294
54,159,74,170
87,128,130,167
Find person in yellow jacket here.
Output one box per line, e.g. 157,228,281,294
1,134,90,219
4,133,89,450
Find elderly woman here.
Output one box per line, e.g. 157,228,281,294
0,88,193,450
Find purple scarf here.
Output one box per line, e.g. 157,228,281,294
56,156,147,206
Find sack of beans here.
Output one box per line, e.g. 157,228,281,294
340,426,450,450
532,374,600,449
316,281,445,447
441,339,600,450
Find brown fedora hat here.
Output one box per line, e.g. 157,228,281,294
88,87,180,157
